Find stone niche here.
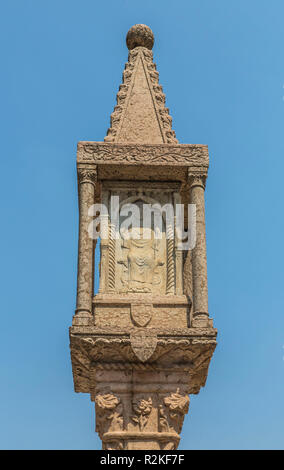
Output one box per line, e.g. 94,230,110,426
93,180,190,330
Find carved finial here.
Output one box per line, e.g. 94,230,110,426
126,24,154,50
105,24,178,144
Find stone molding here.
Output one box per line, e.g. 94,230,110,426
77,142,209,167
69,330,217,395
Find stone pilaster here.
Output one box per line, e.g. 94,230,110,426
188,169,210,327
73,166,97,326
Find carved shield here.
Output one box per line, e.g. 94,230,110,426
131,303,152,327
130,329,157,362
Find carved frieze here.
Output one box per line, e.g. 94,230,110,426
77,142,209,167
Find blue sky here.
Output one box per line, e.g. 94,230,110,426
0,0,283,449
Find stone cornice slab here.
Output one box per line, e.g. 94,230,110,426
77,142,209,168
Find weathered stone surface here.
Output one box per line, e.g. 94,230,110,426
126,24,154,51
70,24,217,450
77,142,209,167
105,25,177,144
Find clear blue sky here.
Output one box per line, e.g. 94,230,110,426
0,0,283,450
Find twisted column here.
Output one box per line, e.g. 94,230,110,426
188,169,209,327
174,192,183,295
108,223,116,292
166,222,175,295
98,190,110,294
73,166,97,326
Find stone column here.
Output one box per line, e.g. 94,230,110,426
188,169,209,327
73,166,97,326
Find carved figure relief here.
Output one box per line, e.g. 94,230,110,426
119,228,164,293
115,195,167,294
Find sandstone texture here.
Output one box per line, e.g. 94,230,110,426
70,24,217,450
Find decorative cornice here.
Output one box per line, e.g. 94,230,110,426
70,332,217,394
77,142,209,167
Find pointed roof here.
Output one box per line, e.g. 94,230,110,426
105,24,178,144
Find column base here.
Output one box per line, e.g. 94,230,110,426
102,431,180,451
191,312,213,328
72,309,92,326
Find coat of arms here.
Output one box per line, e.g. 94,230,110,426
131,303,152,327
130,329,157,362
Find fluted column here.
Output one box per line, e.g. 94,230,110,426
188,169,209,327
73,166,97,326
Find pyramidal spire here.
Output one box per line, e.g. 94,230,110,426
105,24,178,144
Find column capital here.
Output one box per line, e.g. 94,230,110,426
93,384,190,450
77,166,98,185
187,167,208,190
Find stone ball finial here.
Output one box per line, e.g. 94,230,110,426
126,24,154,50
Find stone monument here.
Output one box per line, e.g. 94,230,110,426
70,24,217,450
